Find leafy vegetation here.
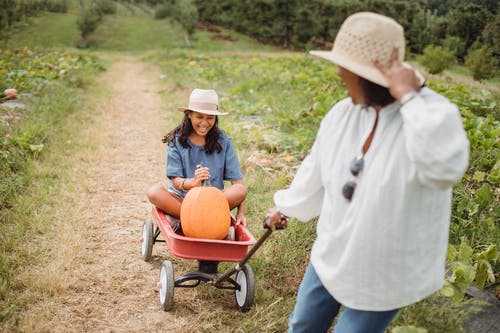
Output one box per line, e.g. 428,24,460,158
195,0,499,81
0,2,498,332
76,0,117,47
466,46,499,81
419,45,456,74
148,48,499,331
0,0,68,39
0,47,103,322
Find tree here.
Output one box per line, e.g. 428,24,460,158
155,0,198,46
481,16,500,56
447,3,492,52
173,0,198,41
406,9,447,54
76,7,102,39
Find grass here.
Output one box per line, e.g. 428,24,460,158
5,12,80,49
5,6,280,53
148,49,499,332
1,4,499,333
0,74,103,328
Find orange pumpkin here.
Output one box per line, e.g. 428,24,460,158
180,185,230,239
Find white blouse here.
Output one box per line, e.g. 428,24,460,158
274,87,470,311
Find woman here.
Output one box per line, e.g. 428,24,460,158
148,88,247,227
265,12,469,332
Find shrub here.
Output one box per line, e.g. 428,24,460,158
43,0,68,13
418,45,456,74
154,2,174,19
465,46,499,81
155,0,198,45
76,7,102,38
442,35,465,59
92,0,116,15
172,0,198,37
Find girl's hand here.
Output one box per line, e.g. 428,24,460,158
235,211,247,227
192,166,210,187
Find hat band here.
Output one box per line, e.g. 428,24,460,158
188,102,218,111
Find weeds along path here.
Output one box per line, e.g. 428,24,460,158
26,55,196,332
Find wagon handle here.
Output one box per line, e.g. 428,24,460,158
213,215,287,286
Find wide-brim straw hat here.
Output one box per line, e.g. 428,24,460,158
178,88,228,115
310,12,424,88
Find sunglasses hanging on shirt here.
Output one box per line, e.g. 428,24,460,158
342,110,380,201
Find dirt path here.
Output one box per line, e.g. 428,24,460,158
30,55,196,332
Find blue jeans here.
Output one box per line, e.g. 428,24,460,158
288,262,399,333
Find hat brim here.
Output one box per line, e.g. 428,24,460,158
309,50,425,88
178,107,228,116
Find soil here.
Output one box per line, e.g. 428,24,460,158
25,56,196,332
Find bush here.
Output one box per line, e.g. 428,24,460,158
155,0,198,45
442,35,465,59
172,0,198,36
154,2,174,19
418,45,456,74
465,46,499,81
92,0,116,15
76,7,102,38
43,0,68,13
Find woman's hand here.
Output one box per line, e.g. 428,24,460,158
264,207,288,230
373,46,421,100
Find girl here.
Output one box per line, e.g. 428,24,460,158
147,88,247,227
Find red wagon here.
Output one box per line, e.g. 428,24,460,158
140,207,282,312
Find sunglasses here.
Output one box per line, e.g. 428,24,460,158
342,155,364,201
342,108,380,201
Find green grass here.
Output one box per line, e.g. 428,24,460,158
0,79,100,326
4,5,280,53
88,14,280,52
6,12,80,49
1,5,499,333
149,49,499,332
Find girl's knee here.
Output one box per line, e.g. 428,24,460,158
147,184,162,203
233,185,248,204
225,184,247,209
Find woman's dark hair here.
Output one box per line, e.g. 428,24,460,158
359,76,396,108
162,111,222,154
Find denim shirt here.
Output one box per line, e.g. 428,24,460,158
166,131,243,197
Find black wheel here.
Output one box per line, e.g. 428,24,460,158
234,263,255,312
159,260,175,311
141,219,154,261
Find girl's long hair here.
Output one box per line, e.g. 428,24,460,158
162,111,222,154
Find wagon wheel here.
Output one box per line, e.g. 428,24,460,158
234,263,255,312
140,219,154,262
159,260,175,311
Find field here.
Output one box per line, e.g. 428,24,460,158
1,3,498,332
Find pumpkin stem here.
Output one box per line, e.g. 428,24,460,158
197,162,211,187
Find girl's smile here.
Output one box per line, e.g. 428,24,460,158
188,111,216,141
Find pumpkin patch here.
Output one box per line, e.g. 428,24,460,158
180,185,231,239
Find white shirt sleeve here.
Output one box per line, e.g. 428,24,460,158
400,88,470,189
274,130,324,221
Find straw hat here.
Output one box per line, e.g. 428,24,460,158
310,12,424,87
178,88,228,115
